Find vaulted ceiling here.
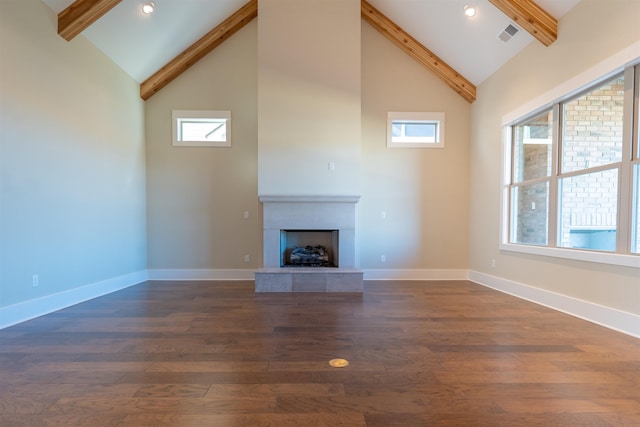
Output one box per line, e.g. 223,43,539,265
41,0,581,102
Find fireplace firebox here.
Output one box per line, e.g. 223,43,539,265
280,229,338,267
255,195,362,292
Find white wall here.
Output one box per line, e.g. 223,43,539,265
0,0,147,318
469,0,640,316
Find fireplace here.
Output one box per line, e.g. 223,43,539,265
281,229,338,267
255,195,363,292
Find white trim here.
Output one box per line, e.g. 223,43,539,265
259,195,361,203
148,269,256,281
500,242,640,268
363,269,468,281
0,270,147,330
172,109,231,147
502,41,640,126
469,270,640,339
386,111,445,149
2,268,637,339
150,268,468,281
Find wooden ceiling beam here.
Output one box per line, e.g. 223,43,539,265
140,0,257,101
361,0,476,103
58,0,122,41
488,0,557,46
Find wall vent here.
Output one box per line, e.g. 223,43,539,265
498,23,520,43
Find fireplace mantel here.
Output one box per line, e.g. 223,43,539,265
256,194,363,292
259,195,361,204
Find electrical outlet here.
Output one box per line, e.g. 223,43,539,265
491,259,496,268
380,255,386,263
243,211,249,219
381,211,386,219
244,254,250,263
32,274,39,287
328,162,335,171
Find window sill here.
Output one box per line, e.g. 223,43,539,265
499,243,640,268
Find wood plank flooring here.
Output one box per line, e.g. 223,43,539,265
1,280,639,426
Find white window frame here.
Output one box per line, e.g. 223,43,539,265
172,110,231,147
499,50,640,269
387,112,445,148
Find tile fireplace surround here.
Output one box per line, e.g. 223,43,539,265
255,195,363,292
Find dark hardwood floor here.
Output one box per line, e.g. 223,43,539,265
1,280,639,426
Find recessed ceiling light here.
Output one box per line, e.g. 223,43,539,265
464,5,477,17
142,1,155,14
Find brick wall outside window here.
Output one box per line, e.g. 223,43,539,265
518,78,624,248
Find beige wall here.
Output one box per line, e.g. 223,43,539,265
359,23,471,270
257,0,361,197
145,21,261,269
0,0,147,308
145,17,471,272
469,0,640,314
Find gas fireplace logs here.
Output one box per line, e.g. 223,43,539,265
288,245,330,266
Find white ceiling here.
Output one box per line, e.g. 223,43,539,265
41,0,581,85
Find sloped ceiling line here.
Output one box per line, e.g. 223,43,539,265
361,0,476,103
140,0,476,102
56,0,556,102
58,0,122,41
488,0,558,46
139,0,258,100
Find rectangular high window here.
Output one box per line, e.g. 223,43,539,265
502,62,640,267
172,110,231,147
387,112,445,148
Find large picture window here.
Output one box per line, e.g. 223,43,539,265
503,63,640,266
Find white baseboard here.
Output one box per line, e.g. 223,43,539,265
4,268,636,339
469,270,640,339
148,269,256,281
363,269,469,281
0,270,147,330
148,268,469,281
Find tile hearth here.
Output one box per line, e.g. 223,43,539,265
255,268,363,292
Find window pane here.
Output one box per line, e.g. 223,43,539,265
561,76,624,173
633,164,640,254
510,182,549,245
512,110,553,183
559,169,618,251
387,112,445,148
391,121,438,143
405,122,436,138
179,119,227,142
172,110,231,147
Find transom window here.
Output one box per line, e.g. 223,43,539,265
387,112,445,148
172,110,231,147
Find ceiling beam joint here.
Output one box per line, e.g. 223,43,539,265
488,0,557,46
58,0,122,41
361,0,476,103
140,0,258,101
